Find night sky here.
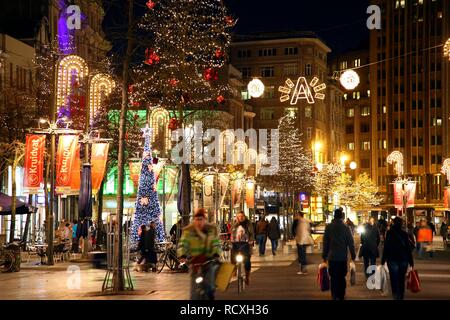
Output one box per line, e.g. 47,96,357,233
224,0,370,55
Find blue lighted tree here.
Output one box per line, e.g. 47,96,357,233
130,126,165,244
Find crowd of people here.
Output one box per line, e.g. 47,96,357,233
53,219,103,255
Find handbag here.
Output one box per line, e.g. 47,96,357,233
317,263,330,291
406,269,421,293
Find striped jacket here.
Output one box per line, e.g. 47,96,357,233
177,223,221,260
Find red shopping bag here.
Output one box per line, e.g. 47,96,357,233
317,264,330,292
406,269,421,293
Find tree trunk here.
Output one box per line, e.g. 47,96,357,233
97,179,104,227
9,161,17,243
113,0,134,293
178,105,191,227
22,195,33,250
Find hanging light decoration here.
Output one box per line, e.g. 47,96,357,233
247,78,265,98
444,38,450,61
340,69,360,90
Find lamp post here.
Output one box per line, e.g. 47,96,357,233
31,118,81,265
387,151,411,227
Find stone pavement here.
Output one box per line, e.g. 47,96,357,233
1,240,449,300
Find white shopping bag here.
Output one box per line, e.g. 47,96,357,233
367,265,382,290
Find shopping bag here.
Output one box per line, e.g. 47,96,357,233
215,262,235,292
407,269,421,293
317,263,330,292
380,265,390,296
349,261,356,286
355,244,362,261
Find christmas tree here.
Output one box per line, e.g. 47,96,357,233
130,126,165,244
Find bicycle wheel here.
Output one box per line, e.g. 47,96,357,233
237,263,245,293
167,251,179,270
156,253,167,274
0,251,15,273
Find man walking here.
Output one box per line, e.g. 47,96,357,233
293,212,313,274
255,216,269,256
322,208,356,300
360,217,380,278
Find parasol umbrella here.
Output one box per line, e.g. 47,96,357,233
177,163,191,225
78,163,93,219
0,193,36,216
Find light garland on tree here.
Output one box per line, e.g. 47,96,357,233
130,126,166,244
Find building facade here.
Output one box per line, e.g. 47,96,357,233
370,0,450,219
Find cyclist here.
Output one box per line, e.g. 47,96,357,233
178,208,221,300
230,211,254,286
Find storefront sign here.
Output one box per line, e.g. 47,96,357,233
91,143,109,194
56,135,78,193
23,135,45,194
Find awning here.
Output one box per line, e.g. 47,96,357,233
0,193,36,216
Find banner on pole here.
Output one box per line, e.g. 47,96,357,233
67,144,81,195
56,135,78,193
23,134,45,194
393,181,403,210
406,182,416,208
203,174,214,213
91,143,109,194
445,187,450,210
246,180,255,209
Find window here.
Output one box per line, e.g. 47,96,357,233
361,141,371,151
240,67,252,78
343,94,348,100
340,61,348,70
360,124,370,133
382,105,387,114
258,48,276,57
367,90,371,98
260,67,274,78
394,121,405,129
346,108,354,117
306,127,312,140
432,117,443,126
354,59,361,67
285,47,298,55
346,125,354,134
260,108,275,120
412,137,424,147
284,64,297,76
394,138,405,148
361,106,370,116
237,49,251,58
285,107,298,118
263,86,275,99
361,159,370,168
432,155,442,165
431,136,442,146
378,140,387,149
347,142,355,151
305,106,312,118
305,64,312,76
241,91,250,100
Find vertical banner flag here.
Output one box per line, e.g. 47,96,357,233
56,135,78,193
406,182,416,208
91,143,109,193
68,144,81,195
129,161,141,189
23,134,45,194
394,181,403,210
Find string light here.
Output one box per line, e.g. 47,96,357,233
89,73,115,121
387,151,404,177
150,107,171,154
247,78,265,98
56,55,89,113
340,69,360,90
444,38,450,61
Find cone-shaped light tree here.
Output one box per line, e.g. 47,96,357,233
130,127,165,244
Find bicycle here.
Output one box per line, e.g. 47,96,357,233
235,253,245,293
156,242,184,273
191,259,220,300
0,241,22,273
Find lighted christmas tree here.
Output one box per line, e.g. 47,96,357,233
130,126,165,244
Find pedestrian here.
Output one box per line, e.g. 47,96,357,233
230,211,255,286
136,225,148,270
440,220,448,248
178,208,221,300
377,216,388,241
413,221,420,243
417,220,433,258
293,212,313,274
346,218,355,235
322,208,356,300
255,215,269,256
147,221,158,272
71,219,79,253
267,217,281,255
428,219,436,236
360,217,380,278
170,219,182,244
381,217,414,300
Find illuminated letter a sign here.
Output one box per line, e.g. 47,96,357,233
290,77,315,105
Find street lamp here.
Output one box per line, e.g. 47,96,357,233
30,118,81,265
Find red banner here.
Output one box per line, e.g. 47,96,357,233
56,135,78,193
23,135,45,193
68,145,81,195
91,143,109,193
394,182,403,210
445,187,450,210
406,182,416,208
129,161,141,189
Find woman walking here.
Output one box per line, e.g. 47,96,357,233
267,217,281,255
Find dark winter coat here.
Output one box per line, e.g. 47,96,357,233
440,223,448,238
381,225,414,266
322,219,356,262
255,220,269,236
267,219,281,240
360,223,380,258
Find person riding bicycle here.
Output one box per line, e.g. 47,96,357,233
230,211,255,286
177,208,221,300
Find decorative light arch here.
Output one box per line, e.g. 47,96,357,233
234,141,248,165
56,55,89,112
441,158,450,184
444,38,450,60
387,151,404,177
150,107,170,154
245,148,258,170
219,130,235,162
89,73,115,120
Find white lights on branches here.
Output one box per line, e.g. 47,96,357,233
247,78,265,98
387,151,404,177
278,76,326,105
340,69,360,90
